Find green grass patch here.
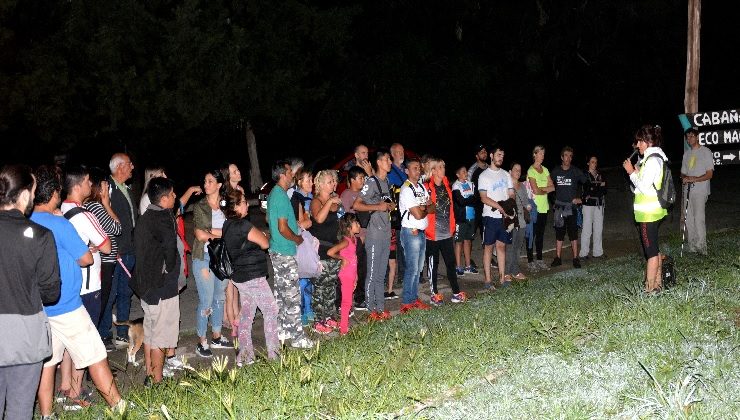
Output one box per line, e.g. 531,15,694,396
63,231,739,419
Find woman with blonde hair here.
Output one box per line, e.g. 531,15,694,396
308,169,343,333
527,145,554,271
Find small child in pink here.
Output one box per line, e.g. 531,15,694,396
327,213,361,335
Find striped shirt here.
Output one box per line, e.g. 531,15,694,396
83,201,121,264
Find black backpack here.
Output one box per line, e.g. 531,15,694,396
357,176,397,229
646,153,676,210
660,253,676,288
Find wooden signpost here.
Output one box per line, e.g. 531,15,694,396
679,108,740,166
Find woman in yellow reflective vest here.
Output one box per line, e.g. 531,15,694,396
622,125,668,292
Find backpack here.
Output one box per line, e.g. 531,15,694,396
63,206,93,289
660,253,676,288
646,153,676,210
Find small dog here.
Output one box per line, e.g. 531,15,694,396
112,315,145,366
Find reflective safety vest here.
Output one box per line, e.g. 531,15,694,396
634,156,668,223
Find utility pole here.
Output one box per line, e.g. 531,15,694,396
684,0,701,114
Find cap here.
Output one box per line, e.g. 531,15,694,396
474,144,486,154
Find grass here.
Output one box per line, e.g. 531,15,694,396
63,231,739,419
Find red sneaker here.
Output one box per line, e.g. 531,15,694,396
368,311,384,321
414,299,431,310
380,310,392,320
400,303,416,314
324,318,339,329
313,322,333,334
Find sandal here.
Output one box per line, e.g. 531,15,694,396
513,273,527,281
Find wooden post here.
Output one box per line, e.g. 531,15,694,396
684,0,701,114
245,121,263,193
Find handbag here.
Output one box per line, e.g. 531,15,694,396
207,222,239,280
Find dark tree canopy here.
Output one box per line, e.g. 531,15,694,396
1,0,738,174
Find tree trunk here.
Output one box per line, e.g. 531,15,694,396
245,121,263,192
684,0,701,114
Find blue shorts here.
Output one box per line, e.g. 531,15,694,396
482,217,512,246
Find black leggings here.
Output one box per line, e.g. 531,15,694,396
527,211,548,261
425,238,460,295
99,262,115,327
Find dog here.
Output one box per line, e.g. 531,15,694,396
112,315,145,367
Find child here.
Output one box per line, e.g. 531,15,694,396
290,168,315,325
451,166,478,275
327,213,361,335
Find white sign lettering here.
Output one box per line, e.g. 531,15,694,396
692,109,740,127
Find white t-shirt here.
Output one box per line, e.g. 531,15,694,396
61,201,108,294
204,208,227,253
399,180,430,230
477,167,513,219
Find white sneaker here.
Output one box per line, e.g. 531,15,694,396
165,356,184,370
290,337,314,349
162,366,175,378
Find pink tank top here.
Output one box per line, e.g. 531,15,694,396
339,236,357,268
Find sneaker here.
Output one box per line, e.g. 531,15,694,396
354,301,368,311
384,291,399,300
277,331,291,342
483,282,495,291
399,303,416,314
455,267,465,276
102,337,115,352
513,273,527,281
290,337,314,349
499,280,512,288
573,258,581,269
368,311,384,321
414,299,431,310
536,260,549,270
324,318,339,329
451,292,468,303
430,293,444,306
550,257,562,267
313,321,333,334
196,342,213,358
464,265,478,274
210,336,232,349
236,359,255,368
162,365,175,378
41,415,58,420
165,356,184,370
380,310,392,320
114,336,129,346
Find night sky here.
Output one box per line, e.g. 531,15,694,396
1,1,738,187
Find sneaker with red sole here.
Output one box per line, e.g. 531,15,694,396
324,318,339,329
414,299,431,310
380,310,392,320
313,322,333,334
451,292,468,303
368,311,384,321
399,303,416,314
430,293,444,306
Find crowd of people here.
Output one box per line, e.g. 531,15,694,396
0,124,712,417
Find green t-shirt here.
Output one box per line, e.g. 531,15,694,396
527,165,550,213
267,185,299,256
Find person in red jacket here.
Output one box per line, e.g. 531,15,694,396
423,158,467,305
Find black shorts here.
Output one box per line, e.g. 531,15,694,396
555,214,578,241
639,221,661,259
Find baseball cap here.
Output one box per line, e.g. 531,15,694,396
474,144,486,154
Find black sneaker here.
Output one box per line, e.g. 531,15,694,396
196,342,213,358
550,257,562,267
573,258,581,269
114,336,129,346
210,336,232,349
102,337,115,352
384,291,398,300
354,301,368,311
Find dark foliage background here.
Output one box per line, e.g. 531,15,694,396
1,0,738,187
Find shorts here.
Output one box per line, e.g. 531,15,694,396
639,221,661,259
45,306,107,369
554,214,578,241
482,217,512,246
141,296,180,349
81,291,101,327
454,219,475,242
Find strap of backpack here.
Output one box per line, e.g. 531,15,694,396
63,206,90,220
645,153,666,189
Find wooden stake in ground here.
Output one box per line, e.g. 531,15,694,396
684,0,701,114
